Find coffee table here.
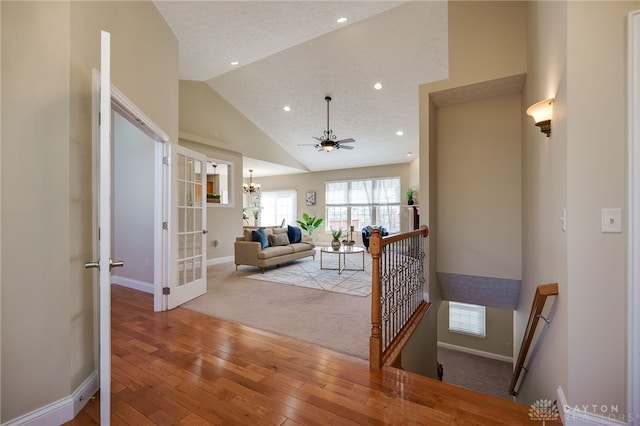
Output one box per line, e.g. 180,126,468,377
320,245,365,275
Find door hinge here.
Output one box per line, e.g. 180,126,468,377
163,156,169,165
163,287,170,295
162,221,169,230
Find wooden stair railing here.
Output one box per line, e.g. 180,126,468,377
370,225,430,370
509,282,559,396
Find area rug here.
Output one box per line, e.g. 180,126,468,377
246,251,373,297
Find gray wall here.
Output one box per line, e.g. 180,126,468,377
113,112,155,289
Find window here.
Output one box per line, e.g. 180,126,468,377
260,190,297,227
325,177,401,233
449,302,486,337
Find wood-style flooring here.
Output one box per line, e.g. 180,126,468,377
65,285,554,425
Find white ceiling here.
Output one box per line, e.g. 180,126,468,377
154,1,449,178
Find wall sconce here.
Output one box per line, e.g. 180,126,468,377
526,98,554,137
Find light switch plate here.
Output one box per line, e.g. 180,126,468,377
602,208,623,233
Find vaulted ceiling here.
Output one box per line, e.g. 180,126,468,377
154,1,449,177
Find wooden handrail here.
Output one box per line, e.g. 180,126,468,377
370,225,429,369
509,282,559,396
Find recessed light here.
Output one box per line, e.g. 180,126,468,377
337,17,348,23
406,152,412,157
283,106,291,112
374,82,383,90
396,130,404,136
230,61,239,66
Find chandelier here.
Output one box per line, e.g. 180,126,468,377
242,169,261,193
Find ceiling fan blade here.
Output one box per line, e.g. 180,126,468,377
312,136,323,141
297,143,317,146
336,138,355,144
338,144,354,150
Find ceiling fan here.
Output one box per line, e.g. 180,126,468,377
299,96,356,152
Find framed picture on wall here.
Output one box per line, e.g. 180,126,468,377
306,191,316,206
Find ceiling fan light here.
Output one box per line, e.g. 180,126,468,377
322,145,334,152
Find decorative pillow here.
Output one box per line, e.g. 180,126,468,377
244,229,253,241
287,225,302,243
268,233,290,247
251,228,269,249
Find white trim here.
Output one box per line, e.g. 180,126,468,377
111,275,154,294
557,387,627,426
207,255,234,266
437,341,513,363
628,9,640,422
3,372,98,426
111,85,168,143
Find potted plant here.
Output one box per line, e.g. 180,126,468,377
406,188,416,205
296,213,324,236
208,193,221,203
331,228,343,250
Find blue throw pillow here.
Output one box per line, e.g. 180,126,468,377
287,225,302,243
251,228,269,249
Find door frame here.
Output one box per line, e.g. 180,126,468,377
628,9,640,420
90,72,170,390
109,85,169,312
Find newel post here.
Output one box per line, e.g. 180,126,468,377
369,228,382,369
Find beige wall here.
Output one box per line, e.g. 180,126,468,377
518,0,569,406
419,1,527,373
436,93,522,280
520,0,639,413
421,0,527,294
1,0,178,421
179,80,307,172
2,2,72,419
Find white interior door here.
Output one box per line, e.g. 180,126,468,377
165,144,207,309
86,30,115,425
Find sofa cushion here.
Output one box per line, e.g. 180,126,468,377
287,225,302,243
290,242,315,253
273,227,288,235
268,233,290,247
251,228,269,249
257,245,294,259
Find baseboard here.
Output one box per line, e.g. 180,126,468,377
437,341,513,363
207,255,234,266
112,275,153,294
557,386,627,426
3,371,98,426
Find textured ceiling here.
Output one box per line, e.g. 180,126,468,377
154,1,449,176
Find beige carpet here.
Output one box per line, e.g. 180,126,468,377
246,252,372,296
181,259,371,359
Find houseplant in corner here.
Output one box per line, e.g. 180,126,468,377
296,213,324,236
331,228,343,250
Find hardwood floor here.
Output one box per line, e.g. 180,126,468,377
65,285,554,425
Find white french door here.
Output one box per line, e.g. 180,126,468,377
164,144,208,309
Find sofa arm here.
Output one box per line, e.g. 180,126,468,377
301,235,314,244
234,240,262,267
